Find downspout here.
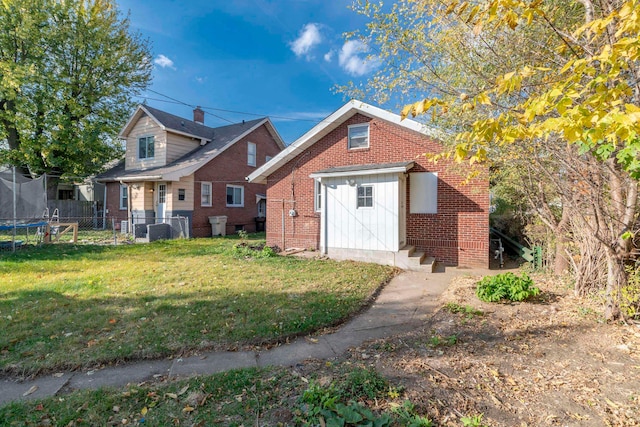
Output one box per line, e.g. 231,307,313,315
102,183,107,230
321,181,327,255
282,200,285,251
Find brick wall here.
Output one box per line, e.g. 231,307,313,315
265,114,489,267
192,124,282,237
105,182,128,226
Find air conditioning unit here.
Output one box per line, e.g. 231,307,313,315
120,220,129,234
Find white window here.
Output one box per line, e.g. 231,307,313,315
348,124,369,149
226,185,244,207
138,136,155,159
178,188,186,201
201,182,212,207
157,183,166,204
357,185,373,208
410,172,438,214
119,185,128,210
314,179,322,212
247,142,256,166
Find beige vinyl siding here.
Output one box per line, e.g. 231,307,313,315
171,175,194,211
125,114,166,170
166,132,201,163
130,183,154,211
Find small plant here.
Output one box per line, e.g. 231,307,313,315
427,334,459,348
237,229,248,243
297,380,393,426
443,302,484,317
339,367,389,400
476,272,540,302
461,413,488,427
391,401,434,427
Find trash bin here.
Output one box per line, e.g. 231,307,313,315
254,217,266,232
208,215,228,236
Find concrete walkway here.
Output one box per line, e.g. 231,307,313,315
0,267,489,406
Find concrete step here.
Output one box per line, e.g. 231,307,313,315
396,246,437,272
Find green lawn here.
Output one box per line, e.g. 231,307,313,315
0,235,396,375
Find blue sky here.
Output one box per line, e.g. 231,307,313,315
116,0,382,144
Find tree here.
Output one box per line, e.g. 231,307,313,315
341,0,640,320
0,0,152,181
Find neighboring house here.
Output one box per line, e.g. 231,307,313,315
248,100,489,268
96,104,285,237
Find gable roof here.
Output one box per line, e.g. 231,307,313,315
247,99,439,184
120,105,213,142
97,107,285,182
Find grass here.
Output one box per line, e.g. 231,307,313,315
0,367,300,426
0,364,430,425
0,235,395,375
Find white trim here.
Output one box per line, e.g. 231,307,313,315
201,182,212,207
226,184,244,207
247,100,439,184
119,184,128,210
247,141,256,166
348,123,370,149
309,163,414,179
314,179,322,212
137,135,155,159
356,184,374,209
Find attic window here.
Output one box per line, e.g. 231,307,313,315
247,142,256,166
348,124,369,149
138,136,155,159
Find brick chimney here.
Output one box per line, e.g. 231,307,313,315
193,106,204,125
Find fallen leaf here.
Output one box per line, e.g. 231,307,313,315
165,393,178,400
53,373,64,378
35,404,44,411
141,407,148,415
182,405,195,413
113,406,120,413
23,385,38,396
177,385,189,396
109,318,117,324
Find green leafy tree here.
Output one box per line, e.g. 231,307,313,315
0,0,152,181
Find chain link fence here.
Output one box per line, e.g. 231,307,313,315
0,215,190,251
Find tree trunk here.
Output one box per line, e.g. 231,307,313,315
604,249,626,321
553,207,570,275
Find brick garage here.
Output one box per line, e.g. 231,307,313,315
249,101,489,268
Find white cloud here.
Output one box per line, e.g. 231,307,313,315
323,49,334,62
338,40,380,76
290,23,322,59
154,54,175,69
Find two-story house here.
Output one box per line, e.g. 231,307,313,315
97,104,285,238
248,100,489,269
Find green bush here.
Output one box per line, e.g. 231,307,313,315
476,272,540,302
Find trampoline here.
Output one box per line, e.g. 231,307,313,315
0,221,49,231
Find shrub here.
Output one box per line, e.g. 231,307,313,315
476,272,540,302
621,266,640,319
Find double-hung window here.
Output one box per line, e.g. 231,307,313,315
119,185,128,210
357,185,373,208
226,185,244,207
314,179,322,212
201,182,212,207
348,124,369,149
247,142,256,166
138,136,155,159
